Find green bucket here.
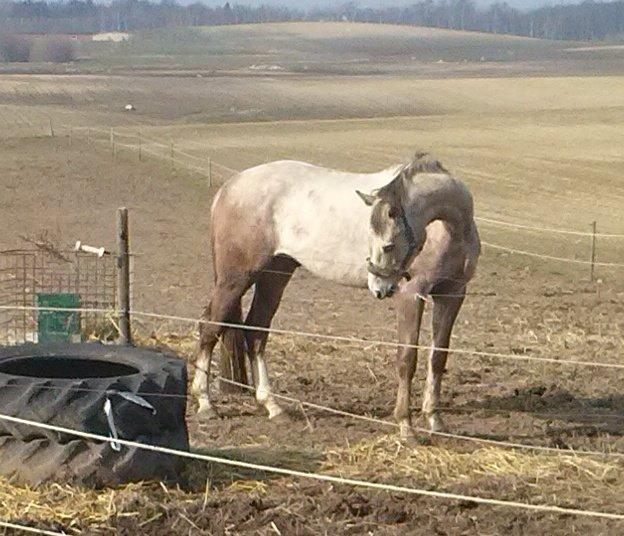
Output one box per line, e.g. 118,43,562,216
36,293,82,343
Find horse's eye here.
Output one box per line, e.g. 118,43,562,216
382,243,395,253
388,208,398,219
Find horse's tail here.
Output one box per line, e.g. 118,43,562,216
218,307,249,393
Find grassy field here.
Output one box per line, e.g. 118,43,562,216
1,22,624,535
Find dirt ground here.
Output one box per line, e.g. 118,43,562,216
2,136,624,534
1,22,624,535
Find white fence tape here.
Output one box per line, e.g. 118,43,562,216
0,520,66,536
477,216,624,239
2,305,623,371
482,241,624,267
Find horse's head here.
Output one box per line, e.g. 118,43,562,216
357,166,425,299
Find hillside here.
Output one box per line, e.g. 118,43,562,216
83,22,580,74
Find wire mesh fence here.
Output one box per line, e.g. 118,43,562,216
0,249,117,345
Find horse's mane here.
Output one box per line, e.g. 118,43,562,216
403,152,448,177
375,152,449,203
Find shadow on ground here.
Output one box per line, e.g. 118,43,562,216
457,385,624,437
182,444,323,492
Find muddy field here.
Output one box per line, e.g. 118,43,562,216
1,22,624,535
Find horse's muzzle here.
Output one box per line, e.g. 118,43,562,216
375,283,397,299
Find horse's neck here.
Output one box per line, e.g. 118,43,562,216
406,175,472,238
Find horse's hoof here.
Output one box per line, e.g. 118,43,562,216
197,400,220,420
399,431,417,445
399,431,432,446
197,407,220,420
399,421,415,440
268,407,290,422
398,421,425,445
427,413,448,433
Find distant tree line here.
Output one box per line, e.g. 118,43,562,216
0,1,302,34
330,0,624,41
1,0,623,41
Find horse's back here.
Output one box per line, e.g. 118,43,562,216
209,162,307,273
211,160,386,285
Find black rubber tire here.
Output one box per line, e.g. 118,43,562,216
0,342,189,486
0,435,185,487
0,342,188,442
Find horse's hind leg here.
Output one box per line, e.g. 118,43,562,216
192,274,251,418
192,308,219,418
422,292,465,432
245,256,297,419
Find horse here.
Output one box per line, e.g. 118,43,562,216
191,152,480,439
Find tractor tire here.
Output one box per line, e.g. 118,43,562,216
0,342,189,487
0,433,185,487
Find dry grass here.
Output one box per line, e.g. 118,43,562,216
326,436,622,492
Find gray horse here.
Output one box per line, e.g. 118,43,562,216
192,153,480,439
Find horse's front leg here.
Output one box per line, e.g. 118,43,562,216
393,294,425,440
422,294,464,432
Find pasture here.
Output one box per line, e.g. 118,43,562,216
1,22,624,534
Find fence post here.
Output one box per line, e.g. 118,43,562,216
49,118,55,137
590,221,597,282
138,132,142,162
110,128,115,158
116,208,132,345
208,158,212,187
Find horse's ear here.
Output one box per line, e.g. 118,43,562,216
386,165,408,190
381,166,407,201
372,169,404,209
356,190,376,206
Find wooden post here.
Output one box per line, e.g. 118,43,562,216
49,118,55,137
110,127,115,158
116,208,132,345
138,132,142,162
208,158,212,187
590,221,597,282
